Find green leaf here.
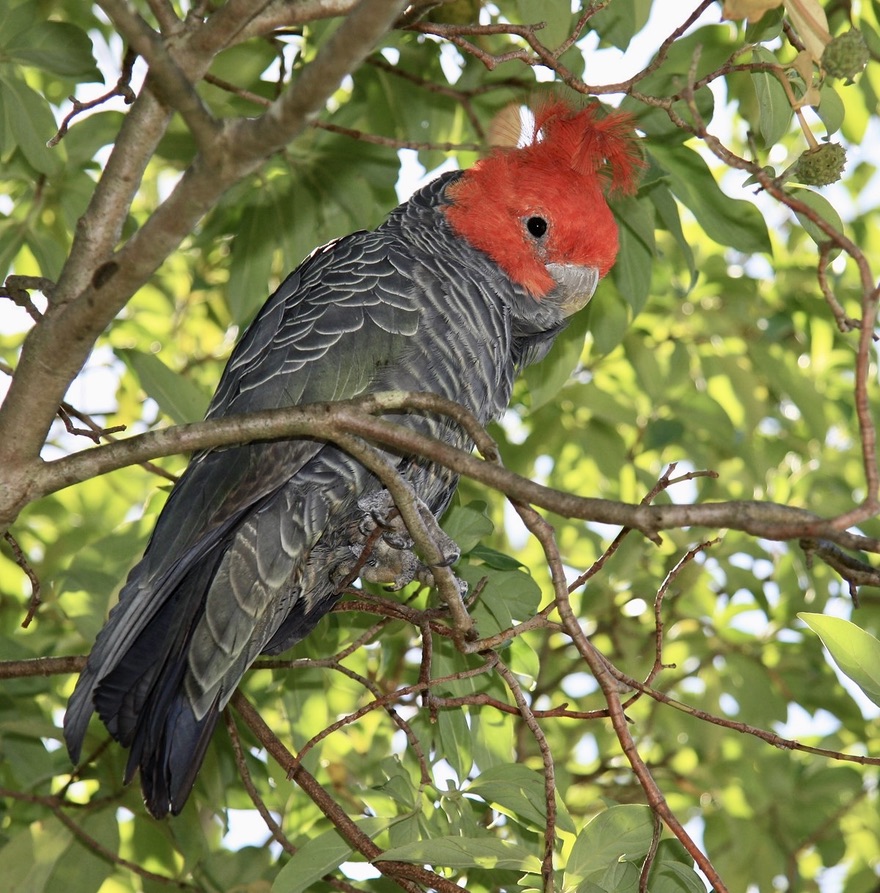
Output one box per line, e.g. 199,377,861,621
459,565,541,634
437,707,473,779
650,843,711,892
621,89,714,142
470,708,515,771
788,186,845,250
0,218,27,282
650,861,709,893
467,544,525,571
0,1,38,45
376,836,542,872
226,200,280,325
26,228,68,280
3,21,101,80
611,194,655,314
272,817,392,893
0,73,61,175
815,82,846,136
648,144,771,254
751,47,793,145
441,502,494,554
514,1,574,48
45,811,117,893
565,805,654,881
799,613,880,707
209,41,278,94
588,287,630,355
62,111,126,167
612,221,653,314
625,334,668,404
745,5,784,41
508,635,541,689
466,763,574,833
614,194,655,255
582,857,641,893
523,317,585,409
589,0,652,50
0,817,72,893
119,349,211,424
648,183,696,290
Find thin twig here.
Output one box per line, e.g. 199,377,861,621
492,650,557,892
1,275,54,319
612,671,880,768
4,531,42,628
512,501,731,892
231,690,463,893
0,788,198,889
49,48,138,147
97,0,220,151
644,538,720,688
57,402,127,443
223,708,298,856
817,244,861,333
639,812,663,893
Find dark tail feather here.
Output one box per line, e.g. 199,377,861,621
130,693,222,817
92,588,186,746
65,549,225,817
89,600,223,817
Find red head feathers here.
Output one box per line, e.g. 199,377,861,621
444,101,643,299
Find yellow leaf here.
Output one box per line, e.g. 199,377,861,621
789,50,821,107
722,0,782,21
792,49,814,83
784,0,831,63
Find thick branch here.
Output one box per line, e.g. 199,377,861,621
0,0,405,498
97,0,220,149
20,393,880,560
186,0,371,55
225,0,407,158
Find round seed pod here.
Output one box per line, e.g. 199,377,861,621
822,30,870,83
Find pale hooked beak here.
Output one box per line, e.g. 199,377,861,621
546,263,600,317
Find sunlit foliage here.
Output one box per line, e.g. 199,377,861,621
2,2,880,891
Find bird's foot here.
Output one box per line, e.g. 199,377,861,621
353,490,461,588
356,490,460,567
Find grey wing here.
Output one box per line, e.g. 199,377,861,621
152,232,421,563
65,231,422,815
210,234,420,416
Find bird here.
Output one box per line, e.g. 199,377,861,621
65,100,642,818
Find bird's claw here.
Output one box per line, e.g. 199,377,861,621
357,491,398,532
352,489,461,588
428,539,460,568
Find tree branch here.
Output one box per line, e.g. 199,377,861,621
512,502,731,893
0,0,407,524
97,0,221,150
225,0,407,158
15,392,880,585
231,690,464,893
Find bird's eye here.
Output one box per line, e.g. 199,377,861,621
526,216,548,238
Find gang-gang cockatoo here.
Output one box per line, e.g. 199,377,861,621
66,101,642,817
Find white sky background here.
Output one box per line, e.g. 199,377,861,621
1,5,875,890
